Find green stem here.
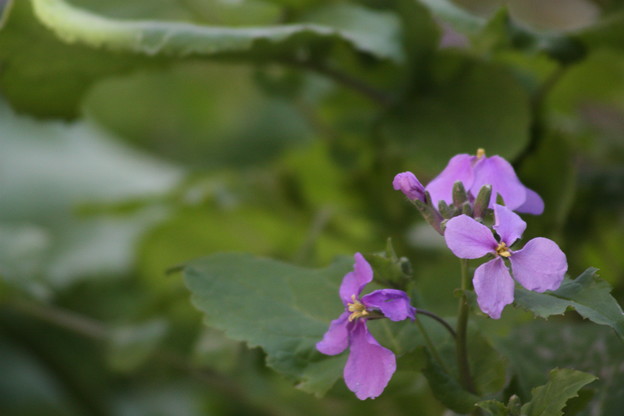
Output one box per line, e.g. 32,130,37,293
414,308,456,338
456,259,477,394
414,314,450,374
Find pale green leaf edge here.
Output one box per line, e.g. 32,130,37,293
520,368,597,416
513,267,624,341
30,0,403,62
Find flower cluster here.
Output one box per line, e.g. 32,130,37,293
392,149,567,319
393,149,543,215
319,149,568,401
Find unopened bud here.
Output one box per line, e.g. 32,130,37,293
473,185,492,219
452,181,468,208
393,172,425,201
437,200,455,220
461,201,472,216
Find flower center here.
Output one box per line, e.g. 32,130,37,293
347,295,369,322
476,148,486,159
496,241,511,258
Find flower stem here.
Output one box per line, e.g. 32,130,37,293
456,259,477,394
414,308,456,339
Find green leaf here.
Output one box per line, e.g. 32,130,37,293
477,399,509,416
500,321,624,415
418,0,487,34
470,329,508,395
1,0,402,118
513,268,624,341
380,53,531,173
520,368,597,416
421,349,480,414
183,252,354,395
31,0,402,60
0,0,154,118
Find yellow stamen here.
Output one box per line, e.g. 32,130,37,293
347,295,369,322
476,148,486,159
496,241,511,258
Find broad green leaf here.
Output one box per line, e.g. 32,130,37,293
520,368,597,416
422,349,480,414
68,0,281,26
419,323,507,412
418,0,487,34
31,0,402,60
469,329,508,395
513,268,624,341
545,50,624,159
183,253,353,395
501,321,624,415
1,0,402,118
0,0,156,119
516,134,576,234
380,53,531,173
85,63,313,169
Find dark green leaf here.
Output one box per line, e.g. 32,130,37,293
422,349,480,414
520,368,597,416
500,321,624,415
381,53,531,173
514,268,624,341
477,399,509,416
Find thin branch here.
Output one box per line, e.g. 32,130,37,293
9,299,108,339
414,308,456,338
282,58,394,107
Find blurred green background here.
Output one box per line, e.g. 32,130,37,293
1,0,624,414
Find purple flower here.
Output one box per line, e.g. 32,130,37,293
444,205,567,319
425,149,544,214
393,172,426,201
316,253,415,400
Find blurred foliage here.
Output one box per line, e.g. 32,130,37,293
1,0,624,414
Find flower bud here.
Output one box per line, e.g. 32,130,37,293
393,172,425,202
452,180,468,208
473,185,492,219
437,199,455,219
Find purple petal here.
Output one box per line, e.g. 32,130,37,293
444,215,498,259
316,312,351,356
471,156,526,210
393,172,425,201
473,258,515,319
425,154,475,208
515,187,545,215
493,204,526,246
361,289,416,321
510,237,567,292
339,253,373,305
344,320,396,400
